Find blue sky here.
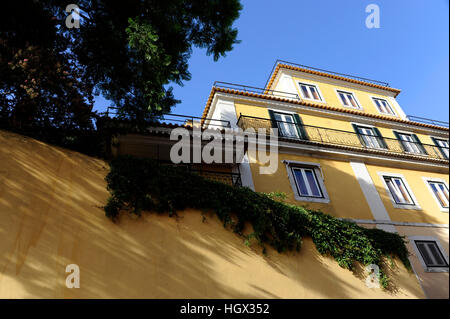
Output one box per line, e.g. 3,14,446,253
94,0,449,121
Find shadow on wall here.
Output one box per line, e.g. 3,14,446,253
0,129,424,298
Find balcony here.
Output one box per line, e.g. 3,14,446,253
237,115,449,161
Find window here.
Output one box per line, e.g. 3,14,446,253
395,132,426,154
384,176,415,205
432,137,449,159
372,97,396,115
292,167,323,198
428,181,449,208
298,83,322,101
353,125,386,149
284,161,330,203
272,112,299,138
414,240,448,269
337,90,360,108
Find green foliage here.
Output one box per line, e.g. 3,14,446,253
104,156,412,289
1,0,242,140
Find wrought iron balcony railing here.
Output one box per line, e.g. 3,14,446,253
237,115,449,161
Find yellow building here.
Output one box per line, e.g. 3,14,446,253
201,61,449,298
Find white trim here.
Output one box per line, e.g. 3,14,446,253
409,236,449,273
370,96,398,117
274,73,300,99
387,97,408,120
350,122,387,150
422,177,449,213
334,88,363,110
295,80,326,103
283,160,330,203
239,154,255,191
350,162,392,220
377,172,422,210
430,136,450,159
393,130,426,155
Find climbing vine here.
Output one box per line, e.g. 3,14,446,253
104,156,411,289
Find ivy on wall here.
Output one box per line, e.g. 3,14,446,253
104,156,411,289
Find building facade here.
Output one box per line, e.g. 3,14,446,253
201,61,449,298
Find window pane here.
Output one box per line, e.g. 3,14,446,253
374,99,381,111
301,85,310,99
305,169,321,197
394,178,413,204
431,182,449,208
386,179,402,203
416,242,435,266
339,93,348,105
438,183,449,202
428,243,447,266
293,169,309,196
310,87,319,100
347,94,357,107
437,139,449,158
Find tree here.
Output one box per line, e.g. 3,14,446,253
1,0,242,132
0,1,94,133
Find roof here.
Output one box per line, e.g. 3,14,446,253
266,63,402,97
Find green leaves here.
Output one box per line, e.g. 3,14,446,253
104,156,411,289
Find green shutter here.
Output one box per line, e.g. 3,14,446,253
412,134,428,155
372,127,388,149
431,137,449,159
351,124,365,146
293,114,308,140
268,110,278,129
393,131,407,151
268,110,279,136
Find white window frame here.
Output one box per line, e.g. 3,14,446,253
271,111,300,139
422,177,449,213
296,81,326,103
335,89,362,110
378,172,421,210
409,236,449,273
351,122,385,150
370,96,397,116
394,130,425,155
283,160,330,203
431,136,449,159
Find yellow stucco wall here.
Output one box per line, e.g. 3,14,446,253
365,164,449,225
290,74,400,117
0,129,425,298
248,153,375,220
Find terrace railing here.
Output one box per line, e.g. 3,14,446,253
237,115,449,161
98,108,231,129
213,81,300,100
406,115,449,128
265,60,391,88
